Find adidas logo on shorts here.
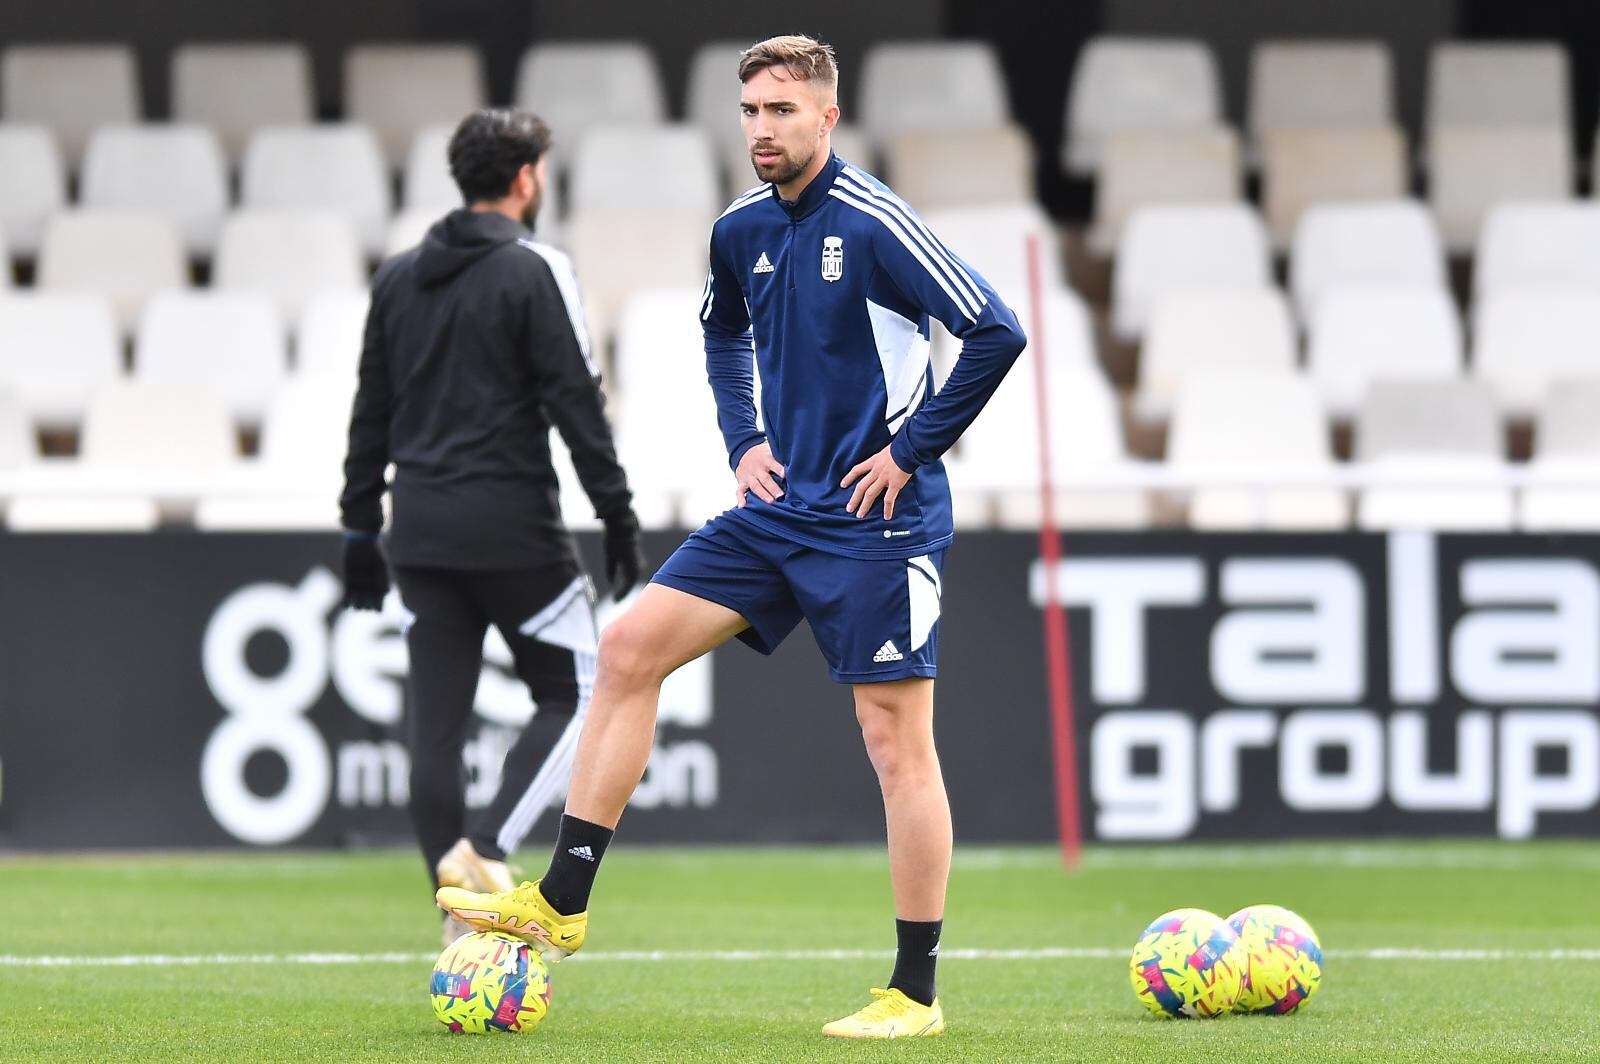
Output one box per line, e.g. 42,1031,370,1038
872,640,904,663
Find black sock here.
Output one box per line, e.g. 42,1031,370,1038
539,814,614,915
888,919,942,1007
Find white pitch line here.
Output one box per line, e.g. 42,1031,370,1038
3,946,1599,969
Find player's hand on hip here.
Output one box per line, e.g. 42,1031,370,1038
735,441,785,507
841,445,912,520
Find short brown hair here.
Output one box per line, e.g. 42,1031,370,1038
738,34,839,95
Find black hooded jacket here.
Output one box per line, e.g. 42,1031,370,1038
339,209,633,569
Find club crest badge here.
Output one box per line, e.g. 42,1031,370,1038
821,236,844,282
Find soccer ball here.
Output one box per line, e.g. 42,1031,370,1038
430,930,552,1034
1128,908,1244,1018
1227,904,1324,1014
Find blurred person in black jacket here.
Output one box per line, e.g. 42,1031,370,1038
337,109,644,943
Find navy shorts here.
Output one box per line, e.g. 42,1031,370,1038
651,513,946,685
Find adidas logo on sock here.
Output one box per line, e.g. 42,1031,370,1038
567,845,595,862
752,251,774,274
872,640,904,663
928,940,940,957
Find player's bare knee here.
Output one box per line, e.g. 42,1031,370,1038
595,615,669,691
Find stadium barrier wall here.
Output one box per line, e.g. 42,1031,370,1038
0,530,1595,850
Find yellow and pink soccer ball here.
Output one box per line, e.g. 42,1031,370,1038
1227,904,1324,1014
1128,907,1244,1018
430,930,552,1034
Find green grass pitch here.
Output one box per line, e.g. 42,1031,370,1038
2,841,1597,1061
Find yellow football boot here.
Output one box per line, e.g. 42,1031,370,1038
821,988,945,1039
435,879,586,965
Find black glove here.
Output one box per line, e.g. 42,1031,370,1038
602,511,645,602
341,532,390,611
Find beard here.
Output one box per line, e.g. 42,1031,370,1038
520,176,545,229
752,143,815,187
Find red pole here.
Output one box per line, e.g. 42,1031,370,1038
1024,234,1082,871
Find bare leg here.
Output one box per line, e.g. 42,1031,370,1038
853,679,951,920
564,583,748,828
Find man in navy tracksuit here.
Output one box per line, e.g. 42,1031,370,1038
439,35,1027,1037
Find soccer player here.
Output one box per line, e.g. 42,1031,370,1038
339,109,645,945
437,37,1026,1037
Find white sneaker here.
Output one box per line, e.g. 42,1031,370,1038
435,838,516,894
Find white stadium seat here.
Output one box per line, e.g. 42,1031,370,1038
1112,204,1271,340
0,294,121,430
686,41,751,146
0,125,66,258
1307,287,1463,418
569,125,718,218
886,126,1034,213
1064,37,1222,175
134,291,287,425
917,203,1064,300
241,125,392,257
0,389,33,470
1090,126,1240,254
514,43,665,136
5,380,238,532
1261,127,1407,250
345,44,485,167
37,212,187,334
859,42,1009,143
80,125,229,256
1,45,139,164
1474,202,1600,300
1290,200,1446,321
1428,126,1571,254
1426,42,1569,135
296,290,371,378
1472,290,1600,417
171,44,314,159
567,213,706,357
1248,41,1394,139
1168,371,1345,530
1521,377,1600,531
1355,378,1511,530
213,211,366,322
1138,288,1296,420
384,210,435,258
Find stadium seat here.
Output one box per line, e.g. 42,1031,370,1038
1474,202,1600,300
886,126,1034,212
80,125,229,257
1426,42,1569,137
513,42,665,137
917,203,1064,301
1521,377,1600,531
1248,41,1394,141
1261,127,1407,250
0,125,66,258
241,125,392,257
37,212,187,334
384,210,434,258
568,212,706,357
1063,37,1222,176
194,373,355,531
948,352,1150,530
1472,290,1600,417
5,380,237,532
569,125,718,218
171,44,314,160
0,389,33,470
686,40,752,154
1355,378,1511,530
1428,126,1571,254
1138,288,1296,420
1307,287,1463,418
1089,126,1241,255
134,291,287,425
1167,371,1346,530
1111,204,1271,341
858,42,1009,143
611,288,742,527
0,45,140,164
213,211,366,321
0,294,121,431
345,45,485,167
1289,200,1446,321
296,290,370,378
